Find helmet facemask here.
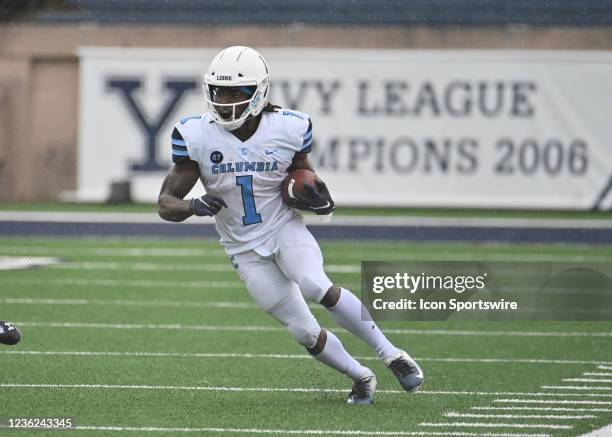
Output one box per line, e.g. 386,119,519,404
204,78,269,131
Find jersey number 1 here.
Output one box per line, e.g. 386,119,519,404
236,175,262,225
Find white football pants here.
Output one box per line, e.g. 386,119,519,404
230,217,333,348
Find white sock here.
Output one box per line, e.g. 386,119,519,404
313,329,369,381
327,288,400,361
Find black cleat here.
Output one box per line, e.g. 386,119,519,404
347,370,377,405
385,350,423,393
0,321,21,345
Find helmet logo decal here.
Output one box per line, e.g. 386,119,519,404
216,75,232,81
249,93,261,109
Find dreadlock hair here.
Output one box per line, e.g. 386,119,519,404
262,102,282,112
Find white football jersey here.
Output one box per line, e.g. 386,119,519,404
173,109,313,255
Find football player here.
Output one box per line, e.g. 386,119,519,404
0,320,21,345
157,46,423,404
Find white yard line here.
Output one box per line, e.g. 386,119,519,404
11,319,612,340
0,246,224,257
0,277,356,293
52,262,236,272
542,386,612,391
69,426,552,436
578,424,612,437
471,407,612,413
597,365,612,371
583,373,612,377
1,245,612,262
49,261,360,273
15,321,282,332
4,350,612,372
1,383,610,399
4,352,612,399
564,378,612,383
444,412,596,419
494,399,612,405
2,298,260,309
1,350,318,359
3,278,243,289
421,358,612,365
0,256,61,270
0,383,400,394
420,423,571,430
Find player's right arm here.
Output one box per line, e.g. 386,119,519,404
158,126,227,222
157,161,200,222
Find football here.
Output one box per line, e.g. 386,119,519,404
281,169,317,205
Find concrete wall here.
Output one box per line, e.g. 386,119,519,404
2,23,612,201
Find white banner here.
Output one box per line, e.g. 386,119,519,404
77,48,612,209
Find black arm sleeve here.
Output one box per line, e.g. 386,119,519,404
300,119,313,153
171,128,193,164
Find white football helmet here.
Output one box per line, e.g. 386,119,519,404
203,46,271,131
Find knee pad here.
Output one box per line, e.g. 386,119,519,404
286,315,321,349
297,275,329,303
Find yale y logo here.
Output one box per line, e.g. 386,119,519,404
106,78,197,172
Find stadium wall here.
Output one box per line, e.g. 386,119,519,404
2,23,612,201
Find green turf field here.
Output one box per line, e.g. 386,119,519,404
1,237,611,436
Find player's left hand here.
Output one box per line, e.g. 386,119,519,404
294,179,336,215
